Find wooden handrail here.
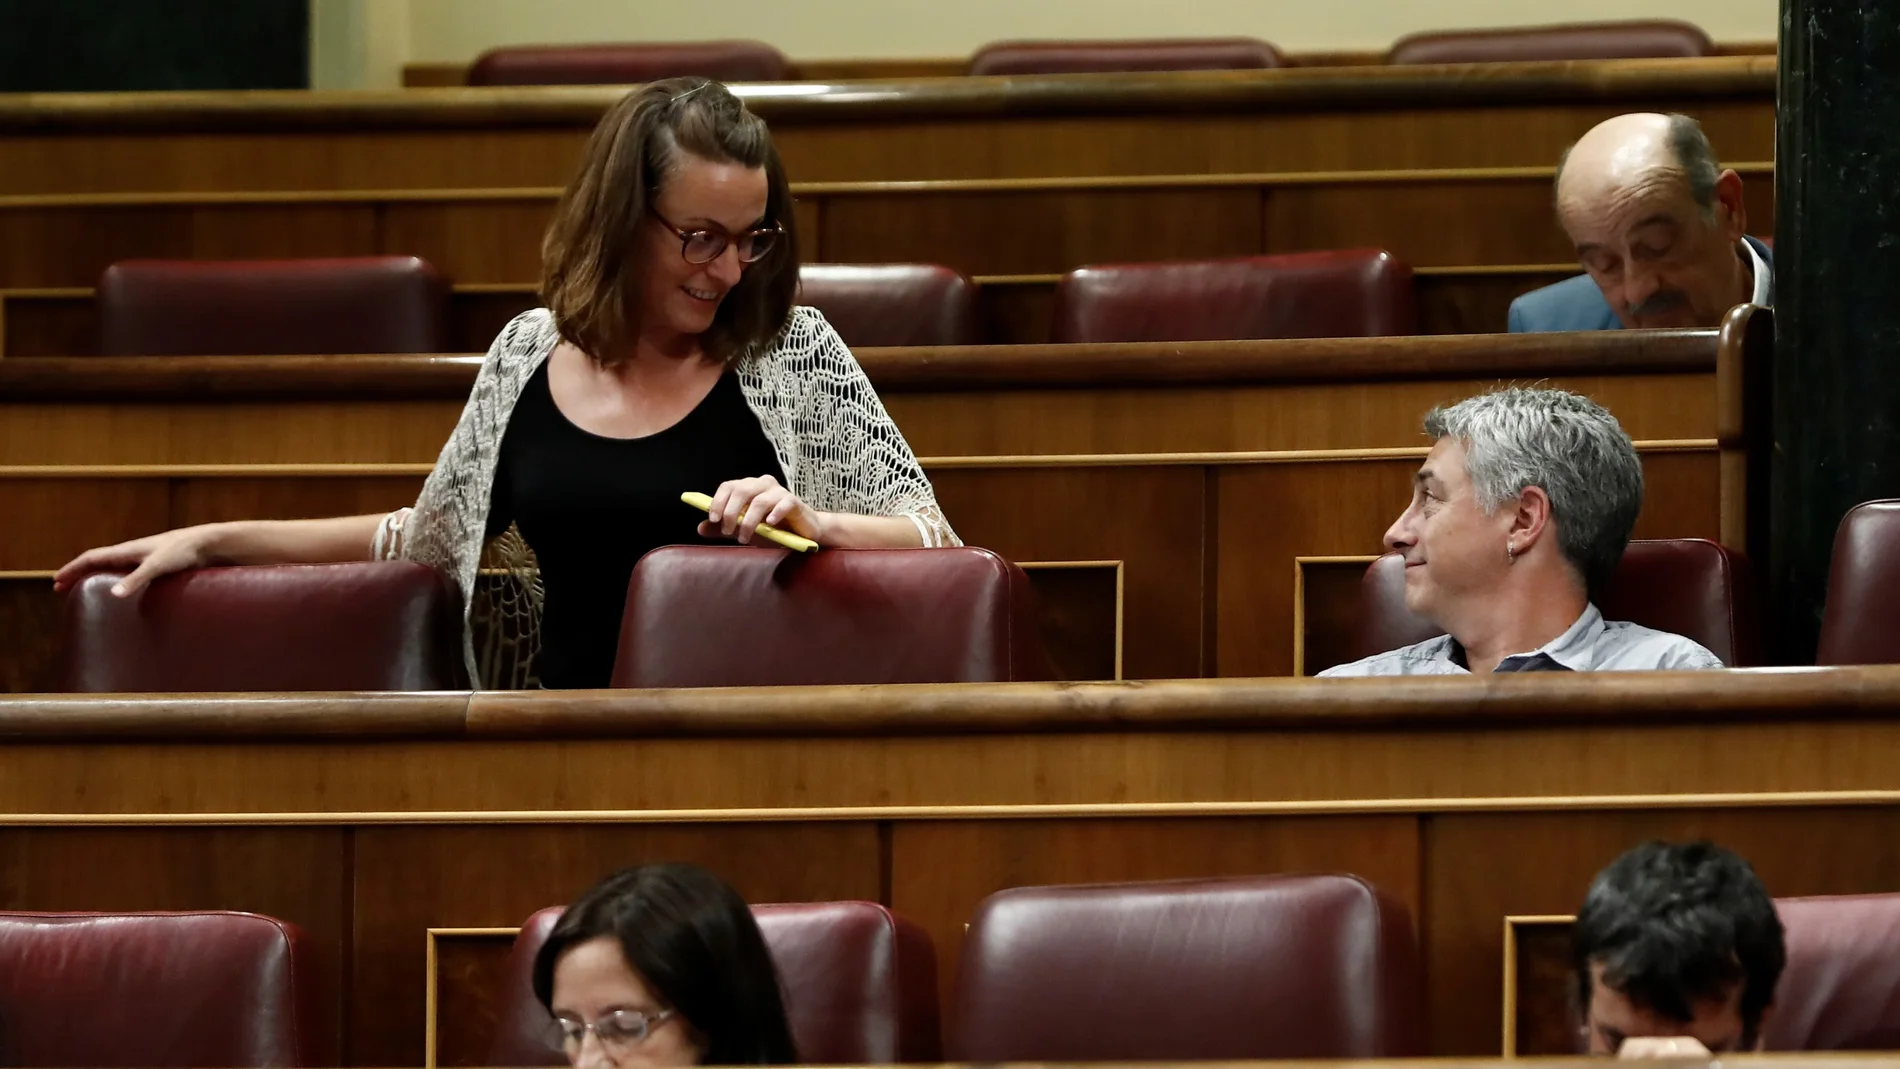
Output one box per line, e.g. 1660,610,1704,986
3,665,1900,741
0,56,1773,133
0,330,1717,401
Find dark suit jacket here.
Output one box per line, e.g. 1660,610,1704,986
1508,236,1774,332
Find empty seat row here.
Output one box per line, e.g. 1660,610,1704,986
89,250,1414,357
463,21,1718,85
6,877,1898,1067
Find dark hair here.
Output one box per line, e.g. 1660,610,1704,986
1572,841,1785,1046
532,863,798,1065
540,77,800,366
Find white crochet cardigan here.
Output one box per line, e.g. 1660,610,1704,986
374,306,958,688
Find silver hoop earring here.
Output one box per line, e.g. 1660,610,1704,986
1506,543,1517,563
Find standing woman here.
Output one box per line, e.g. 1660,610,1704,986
53,78,957,688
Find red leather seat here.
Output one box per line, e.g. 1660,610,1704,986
970,38,1282,75
1386,20,1714,64
798,265,982,347
1052,250,1415,343
0,911,321,1067
948,875,1422,1060
1817,500,1900,664
64,563,464,692
97,257,449,356
488,902,941,1064
612,546,1047,687
1764,893,1900,1050
1352,538,1761,667
467,42,789,85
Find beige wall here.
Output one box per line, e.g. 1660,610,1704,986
402,0,1776,62
314,0,1778,86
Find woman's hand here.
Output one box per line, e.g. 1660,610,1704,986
52,526,216,597
701,475,824,545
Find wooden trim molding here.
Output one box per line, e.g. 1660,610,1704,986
1503,914,1578,1056
424,926,522,1068
0,442,1714,480
10,791,1900,828
1018,559,1126,680
0,162,1774,212
1293,554,1381,677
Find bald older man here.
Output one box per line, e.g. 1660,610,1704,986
1509,113,1772,332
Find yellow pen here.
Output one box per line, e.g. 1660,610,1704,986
680,492,820,553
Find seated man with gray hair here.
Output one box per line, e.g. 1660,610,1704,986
1322,387,1721,675
1510,112,1772,332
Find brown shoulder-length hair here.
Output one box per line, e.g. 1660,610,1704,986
541,78,799,365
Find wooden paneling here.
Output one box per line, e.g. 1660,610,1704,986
0,478,169,570
0,826,348,1064
889,815,1422,1010
931,467,1205,679
430,931,519,1067
1299,557,1376,676
819,187,1266,275
1020,563,1121,681
381,202,551,285
349,823,882,1066
0,578,61,692
1426,808,1900,1055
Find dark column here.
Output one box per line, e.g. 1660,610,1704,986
1769,0,1900,661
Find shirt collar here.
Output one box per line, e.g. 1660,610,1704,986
1448,604,1606,673
1742,238,1773,308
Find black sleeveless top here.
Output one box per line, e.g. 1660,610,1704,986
487,360,786,689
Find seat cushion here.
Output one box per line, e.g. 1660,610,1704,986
797,266,981,347
970,38,1282,75
1052,250,1415,343
1353,539,1760,668
1387,20,1714,64
97,257,448,356
64,562,464,692
948,874,1422,1060
1765,893,1900,1050
468,42,789,85
612,546,1047,687
1817,499,1900,664
488,902,941,1065
0,911,320,1067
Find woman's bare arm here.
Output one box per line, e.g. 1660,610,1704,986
53,513,389,597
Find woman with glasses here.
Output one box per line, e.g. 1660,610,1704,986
54,78,956,689
536,863,797,1067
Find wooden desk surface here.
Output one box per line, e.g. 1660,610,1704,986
1,673,1899,1064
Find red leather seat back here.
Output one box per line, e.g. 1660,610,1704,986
970,38,1282,75
1386,20,1714,64
1817,499,1900,664
98,257,449,356
948,875,1422,1060
488,902,941,1065
798,265,982,347
1352,539,1761,667
468,42,789,85
1052,250,1416,343
64,563,465,692
1765,894,1900,1050
0,911,320,1067
612,546,1048,687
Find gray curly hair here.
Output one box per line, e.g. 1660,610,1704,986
1424,387,1644,598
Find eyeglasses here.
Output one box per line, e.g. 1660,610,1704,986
652,211,782,265
547,1008,677,1058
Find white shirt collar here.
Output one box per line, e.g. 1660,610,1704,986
1742,238,1773,308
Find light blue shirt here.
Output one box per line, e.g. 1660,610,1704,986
1318,603,1724,676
